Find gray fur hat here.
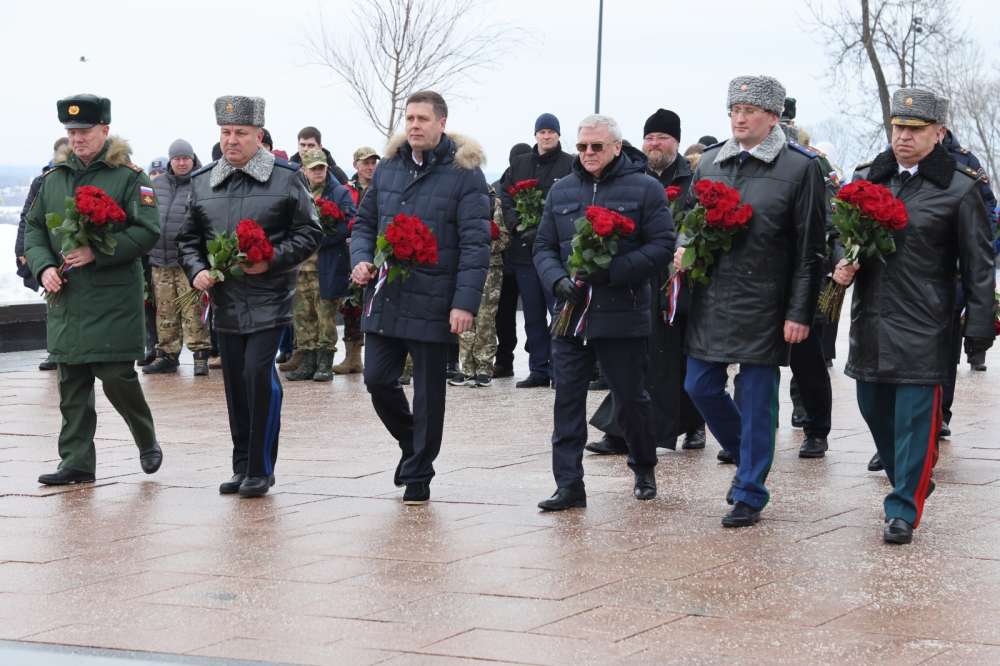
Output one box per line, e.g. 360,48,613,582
727,75,785,115
890,88,945,127
214,95,265,127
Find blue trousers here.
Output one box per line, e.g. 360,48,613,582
685,358,779,509
512,264,553,378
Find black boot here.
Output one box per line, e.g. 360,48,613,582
681,427,706,450
142,352,179,374
219,473,246,494
38,468,95,486
721,501,761,528
312,349,334,382
633,469,656,500
136,349,156,367
798,436,829,459
239,474,275,498
791,404,807,429
883,517,913,544
538,485,587,511
139,443,163,474
38,355,57,371
867,453,884,472
193,350,210,376
585,434,628,455
717,448,736,464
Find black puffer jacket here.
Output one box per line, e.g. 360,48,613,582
15,170,46,290
350,133,491,344
534,145,675,339
177,152,322,334
500,143,575,264
846,144,995,384
313,173,357,300
684,126,827,366
149,155,202,267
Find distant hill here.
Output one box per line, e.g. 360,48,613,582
0,165,40,188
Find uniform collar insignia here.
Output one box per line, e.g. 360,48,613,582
210,148,275,188
715,125,786,166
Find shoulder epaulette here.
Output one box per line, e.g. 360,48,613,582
788,142,818,158
703,141,726,151
959,147,970,155
191,161,215,178
273,159,298,171
125,162,144,173
957,165,980,180
854,160,874,171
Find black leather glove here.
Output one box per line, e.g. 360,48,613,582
964,336,995,356
554,277,583,306
578,267,610,286
520,227,538,249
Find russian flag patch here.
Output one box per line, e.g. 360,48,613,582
139,185,156,207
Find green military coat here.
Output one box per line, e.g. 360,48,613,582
24,136,160,364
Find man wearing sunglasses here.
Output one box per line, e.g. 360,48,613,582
534,114,674,511
674,75,827,528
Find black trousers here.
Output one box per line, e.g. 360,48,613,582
495,269,519,370
788,322,832,439
218,327,284,477
364,333,449,484
590,313,703,446
941,308,964,424
551,336,657,488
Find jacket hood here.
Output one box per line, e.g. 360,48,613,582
867,143,956,189
384,132,485,170
53,136,133,169
571,142,647,181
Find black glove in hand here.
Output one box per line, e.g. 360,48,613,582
554,277,583,306
964,336,995,356
578,267,610,286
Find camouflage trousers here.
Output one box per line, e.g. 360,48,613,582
459,262,503,377
293,269,340,352
151,265,211,355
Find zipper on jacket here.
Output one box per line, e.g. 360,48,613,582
592,181,598,205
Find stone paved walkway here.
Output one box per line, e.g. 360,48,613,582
2,327,999,665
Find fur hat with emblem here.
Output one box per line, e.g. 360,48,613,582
727,75,786,115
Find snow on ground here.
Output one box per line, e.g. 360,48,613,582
0,223,43,304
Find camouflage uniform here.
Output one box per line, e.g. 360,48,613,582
292,253,340,352
459,197,510,377
151,265,211,354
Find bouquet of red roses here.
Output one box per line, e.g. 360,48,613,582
315,197,346,235
174,219,273,311
507,178,544,233
366,213,438,316
816,179,908,321
43,185,128,302
551,205,636,337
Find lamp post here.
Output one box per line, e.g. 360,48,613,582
595,0,604,113
910,16,923,86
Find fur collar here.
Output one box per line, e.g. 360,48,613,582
210,147,275,188
715,124,786,165
383,132,485,170
53,136,133,169
867,143,956,189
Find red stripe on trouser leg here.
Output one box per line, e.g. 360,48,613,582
912,385,942,528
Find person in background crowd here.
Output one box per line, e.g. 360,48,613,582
587,108,707,455
683,143,706,172
148,157,168,180
177,95,321,498
500,113,574,389
350,90,490,505
534,113,674,511
834,88,995,544
144,139,211,376
16,137,69,371
677,75,826,528
285,148,357,382
291,126,350,185
493,143,532,379
24,94,162,486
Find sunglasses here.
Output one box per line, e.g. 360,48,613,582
576,142,608,153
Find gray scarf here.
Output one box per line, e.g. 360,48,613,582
715,124,786,165
210,147,275,188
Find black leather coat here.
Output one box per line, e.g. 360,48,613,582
846,144,995,384
177,157,322,334
500,143,575,265
684,129,827,366
533,146,675,339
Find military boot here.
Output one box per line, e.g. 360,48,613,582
142,352,179,374
193,350,210,376
332,341,363,374
278,349,303,372
313,349,334,382
286,350,317,381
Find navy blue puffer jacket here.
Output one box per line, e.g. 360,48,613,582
350,133,491,343
534,145,675,339
314,173,357,300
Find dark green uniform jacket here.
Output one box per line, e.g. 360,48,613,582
24,137,160,363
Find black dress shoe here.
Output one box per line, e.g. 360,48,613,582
588,378,609,391
139,444,162,474
791,405,807,429
516,374,550,388
219,473,246,494
633,469,656,500
721,501,761,528
798,436,828,459
867,453,884,472
275,350,290,364
681,427,706,450
38,468,95,486
239,474,275,498
585,435,628,455
717,449,736,464
403,481,430,505
971,363,987,372
538,486,587,511
38,355,57,371
883,517,913,544
938,422,951,439
492,365,514,378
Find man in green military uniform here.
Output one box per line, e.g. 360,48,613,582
24,94,163,485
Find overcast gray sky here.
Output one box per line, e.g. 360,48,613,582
2,0,996,178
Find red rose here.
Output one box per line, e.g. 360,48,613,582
705,206,726,226
665,186,682,202
490,220,500,240
507,178,540,197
